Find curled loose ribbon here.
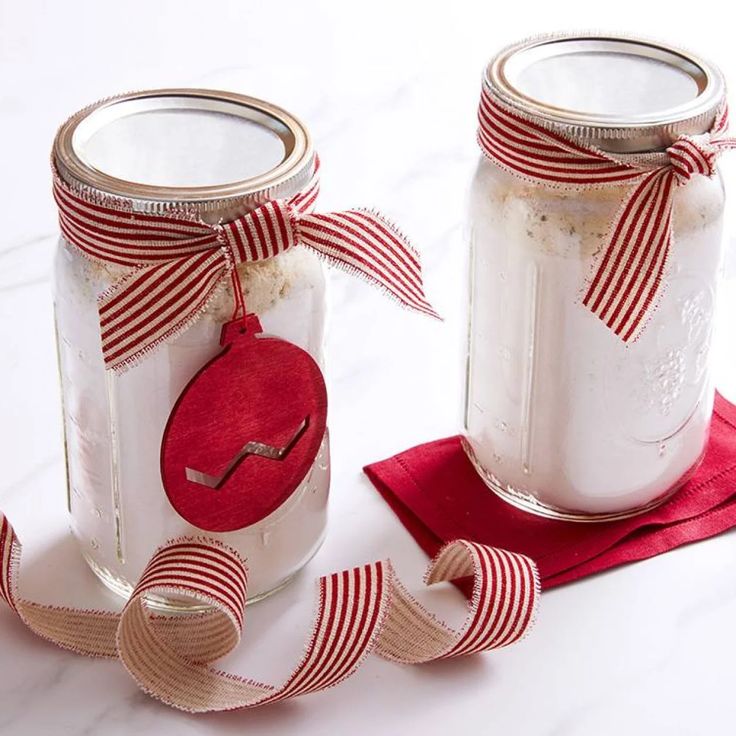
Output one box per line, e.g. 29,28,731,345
53,159,438,372
477,85,736,342
0,514,539,713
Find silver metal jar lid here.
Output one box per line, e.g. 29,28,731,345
486,33,726,153
52,89,314,221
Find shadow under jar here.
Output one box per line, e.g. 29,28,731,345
52,90,330,605
465,34,728,521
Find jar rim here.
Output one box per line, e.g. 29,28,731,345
485,32,726,153
52,89,315,217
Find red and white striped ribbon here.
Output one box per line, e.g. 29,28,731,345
477,85,736,342
53,159,438,372
0,513,538,713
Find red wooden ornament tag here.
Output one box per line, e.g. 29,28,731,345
161,315,328,532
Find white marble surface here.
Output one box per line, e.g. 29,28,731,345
2,2,736,734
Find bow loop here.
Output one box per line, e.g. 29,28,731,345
667,133,717,185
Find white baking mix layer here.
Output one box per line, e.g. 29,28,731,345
54,239,330,600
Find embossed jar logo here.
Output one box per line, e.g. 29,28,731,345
606,275,714,445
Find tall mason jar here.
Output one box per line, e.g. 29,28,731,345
52,90,329,602
465,35,728,520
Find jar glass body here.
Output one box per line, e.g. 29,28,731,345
54,238,330,602
464,157,726,519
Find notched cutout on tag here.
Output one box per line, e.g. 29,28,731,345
185,417,310,490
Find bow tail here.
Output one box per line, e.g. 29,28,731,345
583,167,677,342
97,248,230,372
296,209,439,319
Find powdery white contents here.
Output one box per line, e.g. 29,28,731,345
465,158,725,515
54,242,329,598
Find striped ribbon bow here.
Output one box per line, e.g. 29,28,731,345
54,162,438,371
478,86,736,342
0,513,539,713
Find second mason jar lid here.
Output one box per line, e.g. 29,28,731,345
486,33,726,152
53,89,315,221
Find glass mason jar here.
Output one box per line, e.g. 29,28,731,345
52,90,329,602
465,35,728,520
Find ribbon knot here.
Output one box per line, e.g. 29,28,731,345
220,199,299,264
667,134,717,185
53,163,437,372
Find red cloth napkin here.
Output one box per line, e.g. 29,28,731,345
364,393,736,590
